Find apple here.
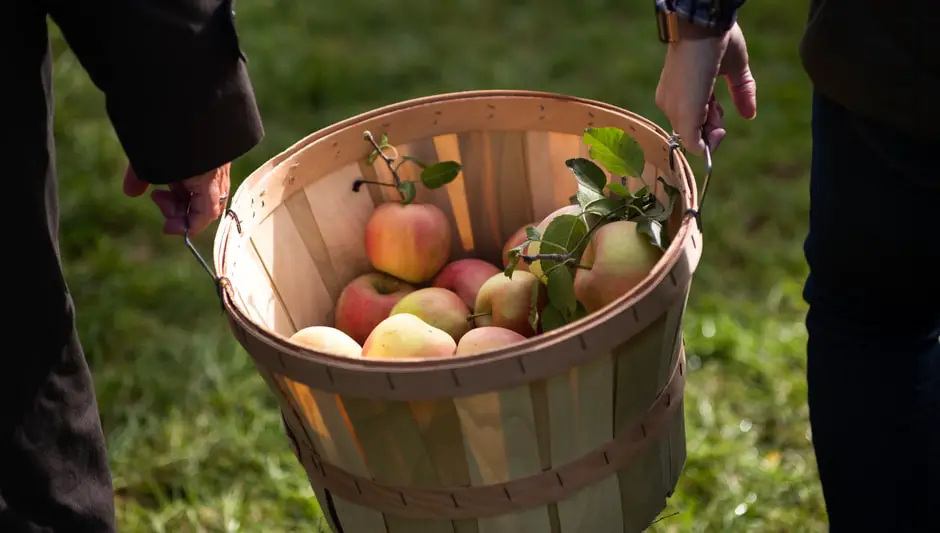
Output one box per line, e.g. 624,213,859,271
362,313,457,360
455,326,528,356
365,202,453,284
573,220,664,313
473,270,545,337
290,326,363,358
334,272,416,345
525,204,586,283
432,258,501,309
501,225,534,272
390,287,471,342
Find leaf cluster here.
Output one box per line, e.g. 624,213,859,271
503,126,682,333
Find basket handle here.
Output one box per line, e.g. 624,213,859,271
182,193,242,310
668,126,713,232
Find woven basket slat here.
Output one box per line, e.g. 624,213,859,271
213,90,703,533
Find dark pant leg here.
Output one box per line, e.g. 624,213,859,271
1,12,117,533
803,92,940,532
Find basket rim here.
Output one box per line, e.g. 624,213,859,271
213,89,701,387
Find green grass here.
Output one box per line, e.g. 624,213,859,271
49,0,825,531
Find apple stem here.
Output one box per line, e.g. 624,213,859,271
352,179,398,192
520,253,568,264
363,131,407,202
466,312,490,322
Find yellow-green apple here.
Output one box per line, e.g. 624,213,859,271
432,258,501,309
455,326,528,356
473,270,545,337
290,326,363,358
573,220,663,313
334,272,415,345
362,313,457,359
501,224,534,272
390,287,471,342
525,204,586,283
365,202,452,284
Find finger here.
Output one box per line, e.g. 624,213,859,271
704,97,726,152
151,189,189,235
677,101,710,156
724,65,758,120
185,191,225,237
123,165,150,198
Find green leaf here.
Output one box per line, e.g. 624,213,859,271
525,225,541,241
541,214,589,270
606,182,632,198
420,161,462,189
583,197,626,219
545,266,577,316
636,217,665,250
573,301,589,320
539,304,568,332
583,127,645,177
565,158,608,193
576,185,606,210
398,181,417,205
528,281,542,332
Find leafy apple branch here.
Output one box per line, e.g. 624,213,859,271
353,131,462,205
503,126,682,333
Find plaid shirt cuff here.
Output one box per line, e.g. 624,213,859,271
656,0,746,32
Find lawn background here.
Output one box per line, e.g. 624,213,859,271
49,0,825,531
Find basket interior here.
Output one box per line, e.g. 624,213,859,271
224,129,683,339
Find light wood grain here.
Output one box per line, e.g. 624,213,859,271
454,386,551,533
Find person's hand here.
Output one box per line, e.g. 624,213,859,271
655,21,757,155
123,163,231,236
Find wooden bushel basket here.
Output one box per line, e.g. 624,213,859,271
211,90,704,533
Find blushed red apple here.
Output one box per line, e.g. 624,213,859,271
334,272,415,345
455,326,528,356
473,270,545,337
363,313,457,360
432,258,501,309
364,202,452,284
390,287,471,342
573,220,663,313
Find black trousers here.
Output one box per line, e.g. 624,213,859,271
803,92,940,532
2,27,118,533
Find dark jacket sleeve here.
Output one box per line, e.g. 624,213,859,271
46,0,264,185
656,0,747,32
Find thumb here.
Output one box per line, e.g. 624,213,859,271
724,65,758,120
123,165,150,197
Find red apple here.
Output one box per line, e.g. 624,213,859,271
363,313,457,360
390,287,471,342
573,220,663,313
334,272,416,345
432,258,501,309
455,326,528,356
473,270,545,337
365,202,453,284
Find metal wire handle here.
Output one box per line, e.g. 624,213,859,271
182,192,242,309
668,126,713,232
